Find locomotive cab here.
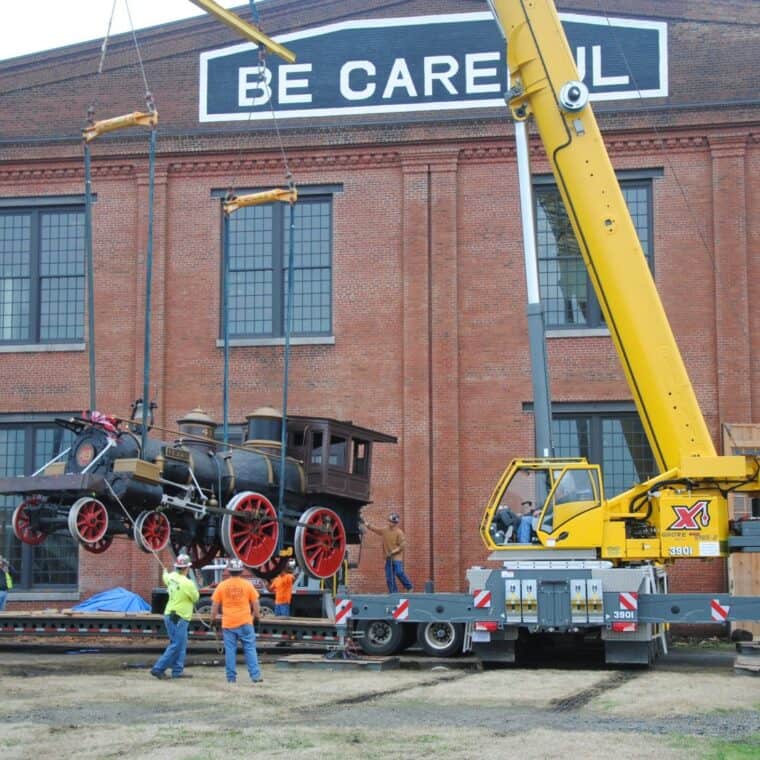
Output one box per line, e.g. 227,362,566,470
286,416,397,504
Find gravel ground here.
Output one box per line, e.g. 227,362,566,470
0,644,758,759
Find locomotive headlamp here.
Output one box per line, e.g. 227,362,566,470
75,442,96,469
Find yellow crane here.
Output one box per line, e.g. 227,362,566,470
480,0,760,564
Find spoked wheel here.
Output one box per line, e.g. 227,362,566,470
171,539,221,569
294,506,346,580
80,535,114,554
12,498,47,545
133,510,171,553
221,491,279,568
67,497,109,544
251,555,290,582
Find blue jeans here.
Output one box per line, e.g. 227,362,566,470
384,558,413,593
274,603,290,616
0,590,7,611
223,623,261,682
152,615,189,677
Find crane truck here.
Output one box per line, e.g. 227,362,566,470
344,0,760,665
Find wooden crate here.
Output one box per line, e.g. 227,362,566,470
723,423,760,638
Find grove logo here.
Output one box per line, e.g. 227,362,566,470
667,499,711,531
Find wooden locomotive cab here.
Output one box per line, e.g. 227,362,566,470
286,416,397,504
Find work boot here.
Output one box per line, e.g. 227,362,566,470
150,670,166,680
172,672,193,679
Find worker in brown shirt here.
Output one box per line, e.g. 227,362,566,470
363,512,413,593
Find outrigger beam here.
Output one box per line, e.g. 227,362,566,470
187,0,296,63
224,187,297,214
83,110,158,142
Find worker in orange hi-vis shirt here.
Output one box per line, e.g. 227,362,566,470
268,559,297,616
211,559,262,684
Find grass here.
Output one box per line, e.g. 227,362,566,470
674,734,760,760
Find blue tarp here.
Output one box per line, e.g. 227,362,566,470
72,587,151,613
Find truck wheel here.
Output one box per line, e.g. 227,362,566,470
196,597,212,615
259,599,276,618
356,619,405,656
417,621,464,657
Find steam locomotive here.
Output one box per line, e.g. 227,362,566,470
0,403,396,580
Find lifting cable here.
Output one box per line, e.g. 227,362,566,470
82,2,167,578
82,0,158,459
213,2,297,558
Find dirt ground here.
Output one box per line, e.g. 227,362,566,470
0,642,758,760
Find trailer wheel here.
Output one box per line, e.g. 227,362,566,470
417,621,464,657
196,597,212,615
356,619,405,656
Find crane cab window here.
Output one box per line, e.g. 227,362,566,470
541,467,600,534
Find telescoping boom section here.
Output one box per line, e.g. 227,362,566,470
481,0,760,562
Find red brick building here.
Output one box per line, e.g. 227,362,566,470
0,0,757,608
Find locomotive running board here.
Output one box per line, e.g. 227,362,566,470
0,473,107,495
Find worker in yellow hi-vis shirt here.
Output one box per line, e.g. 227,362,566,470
150,554,199,680
0,556,14,611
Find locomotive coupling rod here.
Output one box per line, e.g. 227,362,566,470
187,0,296,63
224,188,298,215
82,111,158,142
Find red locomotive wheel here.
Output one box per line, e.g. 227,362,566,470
186,540,221,569
12,498,47,546
221,491,279,568
251,555,290,582
294,506,346,580
68,497,109,544
170,538,221,569
134,510,171,553
80,535,113,554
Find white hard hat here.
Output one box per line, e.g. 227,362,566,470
228,558,244,573
174,554,192,568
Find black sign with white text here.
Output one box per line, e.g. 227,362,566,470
199,12,667,122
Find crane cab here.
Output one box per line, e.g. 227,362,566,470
481,458,604,553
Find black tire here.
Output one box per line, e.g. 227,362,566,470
417,621,464,657
355,619,405,656
196,597,212,614
259,599,276,618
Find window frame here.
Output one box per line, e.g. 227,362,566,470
0,413,79,591
0,196,88,347
534,169,662,332
214,185,341,342
549,402,657,498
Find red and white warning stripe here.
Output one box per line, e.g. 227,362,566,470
392,598,410,621
334,598,353,625
710,599,730,622
611,622,637,633
474,620,498,632
619,592,638,612
473,589,492,609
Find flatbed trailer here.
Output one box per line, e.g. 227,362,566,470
343,560,760,665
